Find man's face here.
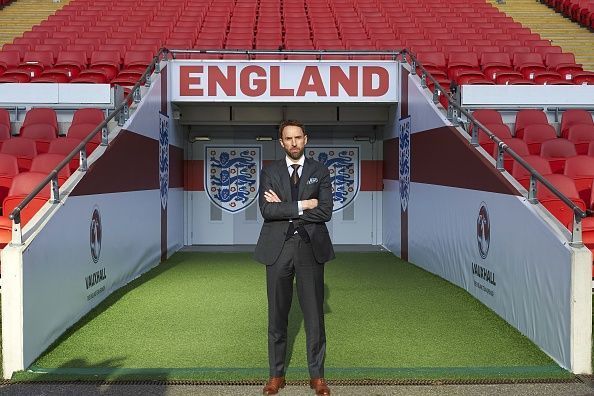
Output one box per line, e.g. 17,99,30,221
279,125,308,161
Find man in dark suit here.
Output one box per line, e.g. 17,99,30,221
254,120,335,395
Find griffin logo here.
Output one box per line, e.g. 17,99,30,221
477,202,490,259
90,207,102,264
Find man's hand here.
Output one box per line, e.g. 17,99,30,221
264,189,281,203
302,199,318,210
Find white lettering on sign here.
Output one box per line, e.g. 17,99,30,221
172,61,398,102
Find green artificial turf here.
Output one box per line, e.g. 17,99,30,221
5,252,577,381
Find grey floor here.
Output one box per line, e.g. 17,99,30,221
1,382,593,396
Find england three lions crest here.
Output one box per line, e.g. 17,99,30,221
307,147,359,212
205,146,261,213
399,116,411,212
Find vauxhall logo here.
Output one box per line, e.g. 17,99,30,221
477,202,490,259
86,206,107,298
472,202,496,295
90,207,102,263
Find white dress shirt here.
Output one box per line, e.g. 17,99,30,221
286,155,305,215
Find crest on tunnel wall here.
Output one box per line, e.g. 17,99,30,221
205,146,261,213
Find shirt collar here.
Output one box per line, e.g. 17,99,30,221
285,155,305,168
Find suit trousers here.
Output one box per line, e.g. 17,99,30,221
266,233,326,378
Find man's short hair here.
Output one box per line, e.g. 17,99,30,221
279,120,306,139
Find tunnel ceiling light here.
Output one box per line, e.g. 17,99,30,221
192,136,210,141
256,136,273,141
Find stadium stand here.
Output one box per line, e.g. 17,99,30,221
0,0,591,86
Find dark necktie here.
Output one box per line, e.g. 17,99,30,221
291,164,300,185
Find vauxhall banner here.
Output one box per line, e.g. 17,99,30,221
171,60,398,102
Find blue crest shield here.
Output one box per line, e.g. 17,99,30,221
159,112,169,211
306,146,359,212
205,146,261,213
399,116,411,212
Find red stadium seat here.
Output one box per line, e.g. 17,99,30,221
512,155,553,189
2,51,54,79
532,71,566,85
545,53,583,79
0,109,10,143
0,51,22,75
521,124,558,155
3,171,52,226
1,43,30,60
567,125,594,154
540,138,578,173
573,72,594,85
67,123,101,148
472,109,504,126
478,124,513,154
20,108,58,135
20,124,57,153
480,53,513,80
514,109,549,138
416,52,447,78
0,153,19,206
447,52,480,79
494,138,530,172
537,174,586,227
30,153,70,179
75,51,122,82
0,137,37,171
72,108,105,127
48,137,94,173
495,73,533,85
513,53,546,79
560,109,594,138
564,155,594,204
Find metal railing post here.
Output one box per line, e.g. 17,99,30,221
433,88,439,104
50,175,60,204
118,107,126,126
10,217,22,246
496,143,505,171
470,126,479,146
154,59,161,73
569,213,583,247
145,73,152,87
411,60,416,75
528,175,538,203
123,103,129,122
79,146,88,172
421,73,427,88
447,100,454,121
133,87,141,103
101,126,109,146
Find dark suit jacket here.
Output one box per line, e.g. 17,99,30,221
254,157,335,266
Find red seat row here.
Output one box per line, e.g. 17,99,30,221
0,107,104,248
0,0,590,85
545,0,594,30
0,50,153,84
472,109,594,235
418,51,590,86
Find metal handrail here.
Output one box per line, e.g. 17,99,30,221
167,48,403,58
403,48,592,245
7,48,169,231
6,47,591,247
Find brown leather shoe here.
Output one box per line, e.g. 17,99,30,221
310,378,331,395
263,376,286,395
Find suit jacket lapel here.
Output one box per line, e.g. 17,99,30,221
298,158,315,199
278,159,292,201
